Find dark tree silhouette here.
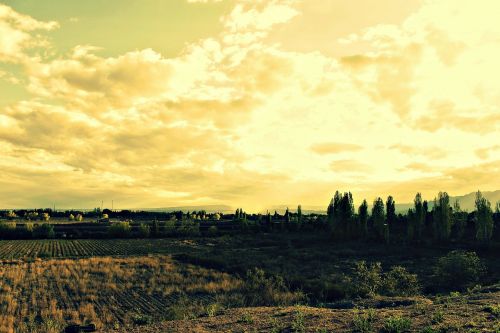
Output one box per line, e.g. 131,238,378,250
475,191,493,243
358,199,369,239
386,196,396,226
372,197,388,243
433,192,451,241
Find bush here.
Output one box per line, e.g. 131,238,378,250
137,224,150,238
433,250,485,291
382,266,420,296
350,261,382,297
131,313,152,325
290,309,306,333
108,222,131,238
351,309,376,333
207,225,218,237
382,315,411,333
164,296,193,321
22,223,34,238
32,223,55,239
484,304,500,318
0,222,17,239
243,268,304,306
177,221,200,237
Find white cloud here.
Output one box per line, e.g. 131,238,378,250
0,0,499,209
0,4,58,63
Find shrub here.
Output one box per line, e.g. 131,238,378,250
177,221,200,237
108,222,131,238
151,220,160,237
433,251,485,291
351,308,376,332
164,297,191,321
382,315,411,333
350,261,382,297
32,223,55,239
0,222,17,239
243,268,304,306
291,309,306,333
137,224,150,238
23,223,34,238
431,310,444,324
207,225,218,237
205,303,222,317
484,304,500,318
239,313,255,324
382,266,420,296
131,313,152,325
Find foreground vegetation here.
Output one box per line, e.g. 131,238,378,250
0,190,498,332
0,255,303,332
119,288,500,333
0,233,498,332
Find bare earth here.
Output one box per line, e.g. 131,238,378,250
119,287,500,333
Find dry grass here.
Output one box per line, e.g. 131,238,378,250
0,256,249,332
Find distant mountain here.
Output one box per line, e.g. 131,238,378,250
262,191,500,215
138,205,233,213
259,205,326,215
395,190,500,213
75,191,500,215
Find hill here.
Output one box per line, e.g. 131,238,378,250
395,190,500,213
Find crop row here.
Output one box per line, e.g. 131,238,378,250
0,239,195,260
0,256,245,332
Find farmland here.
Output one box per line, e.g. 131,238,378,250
0,233,499,332
0,239,199,260
0,255,250,332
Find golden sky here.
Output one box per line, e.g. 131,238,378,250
0,0,499,210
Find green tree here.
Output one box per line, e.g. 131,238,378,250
475,191,494,243
452,200,467,240
340,192,354,238
372,197,388,243
327,191,342,230
433,192,451,241
386,196,396,226
151,219,160,237
358,200,369,239
408,193,424,241
330,192,355,239
138,223,151,238
297,205,302,223
327,197,335,226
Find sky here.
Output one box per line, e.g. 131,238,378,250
0,0,499,210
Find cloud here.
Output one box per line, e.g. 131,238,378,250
361,160,500,203
330,159,370,173
0,0,499,209
475,145,500,160
311,142,363,155
389,144,448,160
0,4,58,62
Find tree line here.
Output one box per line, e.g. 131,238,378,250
324,190,497,244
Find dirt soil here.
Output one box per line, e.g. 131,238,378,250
117,286,500,333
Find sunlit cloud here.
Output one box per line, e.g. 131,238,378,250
0,0,498,210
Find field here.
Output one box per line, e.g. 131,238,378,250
0,234,499,332
0,239,198,259
0,255,255,332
